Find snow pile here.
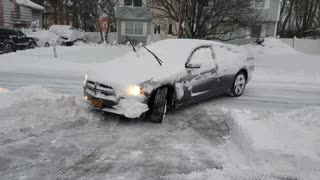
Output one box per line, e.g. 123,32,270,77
225,107,320,171
244,37,320,84
0,86,90,134
243,38,298,56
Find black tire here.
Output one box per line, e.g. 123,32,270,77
230,71,247,97
44,42,50,47
3,44,14,54
28,42,36,49
149,87,168,123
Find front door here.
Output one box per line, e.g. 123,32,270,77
184,46,219,102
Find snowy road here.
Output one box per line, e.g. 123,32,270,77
0,41,320,179
1,71,319,112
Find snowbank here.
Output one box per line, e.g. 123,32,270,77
225,107,320,172
244,38,320,84
0,86,90,134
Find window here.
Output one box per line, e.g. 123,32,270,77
252,0,269,9
124,0,142,7
189,47,215,72
124,22,144,35
125,23,134,35
133,0,142,7
124,0,132,6
135,23,143,35
168,24,173,35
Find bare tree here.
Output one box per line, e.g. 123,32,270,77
278,0,320,38
98,0,119,42
150,0,262,40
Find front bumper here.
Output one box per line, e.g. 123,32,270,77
83,86,124,115
83,84,149,118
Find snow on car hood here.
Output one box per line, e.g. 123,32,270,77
87,50,186,96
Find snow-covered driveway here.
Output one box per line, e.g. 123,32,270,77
0,41,319,179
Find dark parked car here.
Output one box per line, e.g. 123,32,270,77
0,28,38,54
83,39,255,123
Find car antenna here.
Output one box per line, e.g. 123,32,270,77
141,45,163,66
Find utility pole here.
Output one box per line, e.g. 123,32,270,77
178,0,187,38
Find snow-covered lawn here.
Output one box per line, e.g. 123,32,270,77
0,40,319,179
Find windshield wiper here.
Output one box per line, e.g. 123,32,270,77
125,36,163,66
125,36,136,52
141,45,163,66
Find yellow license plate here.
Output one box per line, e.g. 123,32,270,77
91,99,102,109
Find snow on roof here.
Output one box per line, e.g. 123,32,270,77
49,25,73,31
15,0,44,10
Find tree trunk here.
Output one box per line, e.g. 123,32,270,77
96,17,104,42
178,0,187,38
105,21,110,43
280,0,294,36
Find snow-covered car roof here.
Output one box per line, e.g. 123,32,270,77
146,39,225,63
15,0,44,10
49,25,84,41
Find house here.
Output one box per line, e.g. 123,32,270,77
152,0,281,42
115,0,152,44
0,0,44,28
233,0,281,40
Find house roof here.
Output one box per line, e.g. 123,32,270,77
14,0,44,10
115,7,152,20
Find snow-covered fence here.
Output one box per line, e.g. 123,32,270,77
281,38,320,55
84,32,118,44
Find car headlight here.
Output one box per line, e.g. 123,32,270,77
127,85,143,96
83,73,88,86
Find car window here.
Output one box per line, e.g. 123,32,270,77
189,47,216,71
0,29,8,38
16,30,25,37
7,30,17,36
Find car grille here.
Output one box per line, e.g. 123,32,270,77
86,80,116,97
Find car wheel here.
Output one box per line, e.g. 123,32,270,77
28,42,36,49
149,87,168,123
230,72,247,97
44,42,50,47
3,44,14,54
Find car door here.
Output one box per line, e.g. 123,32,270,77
7,30,21,49
184,46,220,102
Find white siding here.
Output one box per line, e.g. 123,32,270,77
142,22,147,36
121,22,126,35
2,0,42,28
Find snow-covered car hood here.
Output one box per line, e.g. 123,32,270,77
87,39,248,97
87,50,186,96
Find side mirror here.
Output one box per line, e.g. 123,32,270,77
186,63,202,69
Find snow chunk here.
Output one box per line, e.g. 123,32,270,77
243,38,297,56
113,98,149,118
